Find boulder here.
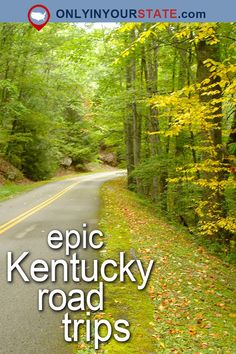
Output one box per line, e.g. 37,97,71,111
100,152,117,167
61,157,72,168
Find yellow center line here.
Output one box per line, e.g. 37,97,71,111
0,181,80,235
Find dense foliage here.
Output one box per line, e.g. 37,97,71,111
0,23,235,246
94,23,236,245
0,24,99,180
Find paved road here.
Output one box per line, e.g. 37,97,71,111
0,171,124,354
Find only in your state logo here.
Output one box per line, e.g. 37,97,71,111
28,4,51,31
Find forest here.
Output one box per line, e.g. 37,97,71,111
0,22,235,253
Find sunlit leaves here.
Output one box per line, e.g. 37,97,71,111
174,23,220,45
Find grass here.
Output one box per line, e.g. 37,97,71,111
0,180,49,201
98,205,157,353
95,178,236,353
0,162,119,202
0,171,87,201
0,168,107,202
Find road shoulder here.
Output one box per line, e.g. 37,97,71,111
96,178,235,353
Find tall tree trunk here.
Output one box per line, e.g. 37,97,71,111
130,30,142,192
125,62,135,189
196,35,226,238
144,41,161,201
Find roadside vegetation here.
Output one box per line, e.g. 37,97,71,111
97,178,236,353
0,155,113,201
0,180,46,201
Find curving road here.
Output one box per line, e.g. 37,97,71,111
0,171,125,354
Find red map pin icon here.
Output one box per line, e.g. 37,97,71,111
28,4,50,31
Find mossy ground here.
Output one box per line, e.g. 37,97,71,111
92,178,236,354
98,201,157,354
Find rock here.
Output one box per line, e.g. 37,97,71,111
60,157,72,168
6,172,17,181
100,152,117,167
0,157,24,182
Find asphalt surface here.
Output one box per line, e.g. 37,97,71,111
0,171,125,354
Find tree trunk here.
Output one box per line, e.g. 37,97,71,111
196,35,226,238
